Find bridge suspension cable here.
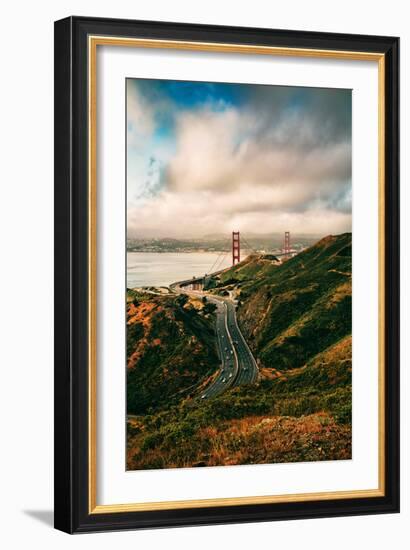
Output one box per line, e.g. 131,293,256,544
207,250,225,275
241,236,258,256
204,235,259,280
213,251,229,272
207,238,230,274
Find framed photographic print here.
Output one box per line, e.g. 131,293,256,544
54,16,400,533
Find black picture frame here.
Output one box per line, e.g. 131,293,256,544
54,15,400,534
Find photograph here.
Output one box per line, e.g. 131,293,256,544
126,78,353,471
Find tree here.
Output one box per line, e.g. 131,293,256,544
203,302,217,315
176,294,188,308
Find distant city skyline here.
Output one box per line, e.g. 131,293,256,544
127,79,352,239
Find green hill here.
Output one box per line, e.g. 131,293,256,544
232,233,352,372
127,333,352,469
127,290,219,415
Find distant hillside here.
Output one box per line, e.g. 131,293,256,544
127,290,219,415
127,234,319,253
231,233,352,373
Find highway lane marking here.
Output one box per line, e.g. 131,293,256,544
229,301,259,382
226,302,250,386
170,284,257,395
203,300,234,398
222,301,240,386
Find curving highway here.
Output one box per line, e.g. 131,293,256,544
171,281,259,400
200,298,238,398
224,299,259,386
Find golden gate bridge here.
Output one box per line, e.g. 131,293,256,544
210,230,296,270
178,231,297,291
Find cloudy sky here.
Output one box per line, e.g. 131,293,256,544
127,78,351,239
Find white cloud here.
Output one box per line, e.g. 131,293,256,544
127,81,155,143
127,84,352,238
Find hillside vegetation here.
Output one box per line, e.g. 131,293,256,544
127,233,352,469
127,290,219,415
128,334,351,469
235,233,352,372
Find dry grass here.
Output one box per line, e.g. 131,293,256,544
127,301,160,369
307,334,352,369
127,301,158,327
260,367,284,380
325,281,352,309
127,412,351,470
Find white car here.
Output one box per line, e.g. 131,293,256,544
201,395,206,399
229,373,233,379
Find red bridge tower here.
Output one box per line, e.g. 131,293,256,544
232,231,240,266
283,231,291,255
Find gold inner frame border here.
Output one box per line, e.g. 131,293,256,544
87,35,386,514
